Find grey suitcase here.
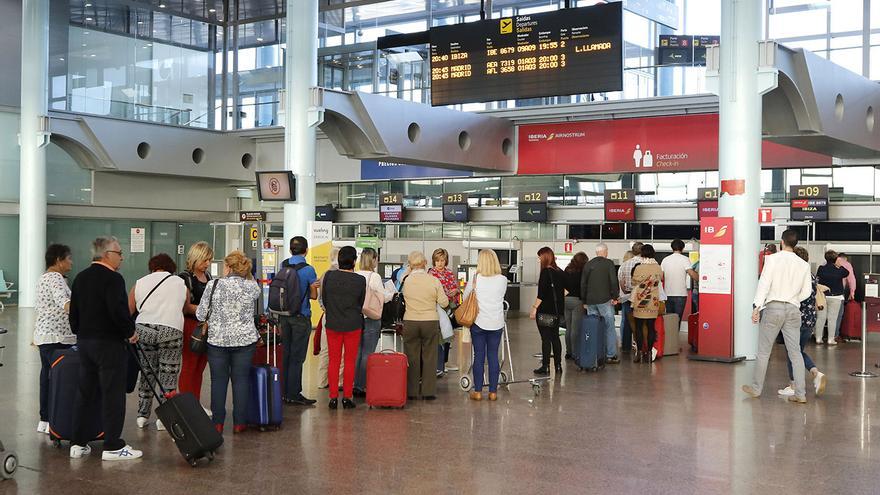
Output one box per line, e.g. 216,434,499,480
577,314,605,371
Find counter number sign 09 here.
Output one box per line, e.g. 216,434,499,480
796,186,823,198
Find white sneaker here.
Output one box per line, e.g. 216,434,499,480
102,445,143,461
777,385,795,397
814,371,827,396
136,416,148,429
445,365,460,372
156,419,165,431
69,444,92,459
650,347,658,362
37,421,50,434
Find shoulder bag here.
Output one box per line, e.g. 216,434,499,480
363,272,384,320
536,270,563,328
190,279,219,354
454,276,479,328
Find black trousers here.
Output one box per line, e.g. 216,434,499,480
631,317,657,353
71,339,128,451
537,324,562,369
38,343,73,421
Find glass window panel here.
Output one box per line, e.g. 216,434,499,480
390,179,443,207
444,178,502,206
830,0,862,33
316,183,338,206
816,221,870,241
399,223,442,238
833,166,874,199
769,10,828,39
564,174,622,206
501,175,564,205
340,182,379,208
627,223,652,240
503,223,554,241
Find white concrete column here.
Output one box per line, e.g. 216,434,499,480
718,0,762,359
284,0,318,244
18,0,50,308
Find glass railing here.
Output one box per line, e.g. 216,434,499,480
65,95,200,127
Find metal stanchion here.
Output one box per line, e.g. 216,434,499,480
850,301,877,378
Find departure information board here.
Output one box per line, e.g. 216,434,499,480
790,185,828,221
429,3,623,106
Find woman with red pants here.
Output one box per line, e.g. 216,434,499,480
320,246,366,409
178,242,213,408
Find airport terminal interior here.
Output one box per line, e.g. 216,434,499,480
3,0,880,492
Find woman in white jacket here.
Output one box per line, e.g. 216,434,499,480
353,247,394,396
464,250,508,401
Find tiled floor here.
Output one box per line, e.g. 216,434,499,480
1,308,880,494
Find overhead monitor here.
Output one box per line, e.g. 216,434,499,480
255,171,296,201
428,3,623,106
315,205,336,222
442,204,469,222
518,203,548,223
379,204,404,223
604,188,636,222
789,184,828,221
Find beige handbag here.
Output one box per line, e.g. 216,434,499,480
454,277,479,327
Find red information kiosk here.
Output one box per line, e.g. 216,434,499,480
689,217,745,363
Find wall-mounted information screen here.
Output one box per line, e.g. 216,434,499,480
518,203,548,223
380,204,404,222
442,204,469,222
790,184,829,221
429,3,623,106
604,188,636,222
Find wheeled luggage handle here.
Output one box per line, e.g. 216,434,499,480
129,343,170,403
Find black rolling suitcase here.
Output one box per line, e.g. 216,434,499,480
132,344,223,467
48,347,104,447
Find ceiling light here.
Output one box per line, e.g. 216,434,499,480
85,17,93,21
59,57,65,61
147,43,153,46
90,54,96,57
138,21,143,24
81,43,87,46
256,37,263,42
85,2,92,6
159,3,166,7
209,8,216,13
83,31,89,34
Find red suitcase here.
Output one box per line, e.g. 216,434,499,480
688,312,699,352
841,301,862,340
366,350,408,408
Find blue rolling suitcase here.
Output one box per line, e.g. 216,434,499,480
577,314,606,371
48,347,104,447
248,329,282,431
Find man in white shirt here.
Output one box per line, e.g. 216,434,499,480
660,239,691,320
742,229,813,404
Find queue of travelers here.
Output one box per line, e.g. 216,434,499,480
31,231,839,462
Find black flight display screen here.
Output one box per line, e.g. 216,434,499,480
429,3,623,106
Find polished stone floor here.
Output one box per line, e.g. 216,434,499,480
2,308,880,494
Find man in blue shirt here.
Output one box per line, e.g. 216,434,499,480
278,236,319,405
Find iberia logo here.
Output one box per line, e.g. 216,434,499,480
714,225,728,238
546,133,555,141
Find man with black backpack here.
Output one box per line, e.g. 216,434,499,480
269,236,319,405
